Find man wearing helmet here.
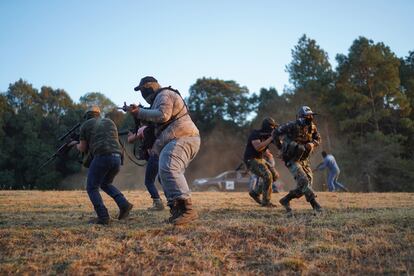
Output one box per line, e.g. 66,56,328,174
243,117,280,207
71,106,133,225
128,76,200,226
273,106,322,215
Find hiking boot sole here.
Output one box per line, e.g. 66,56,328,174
173,212,199,226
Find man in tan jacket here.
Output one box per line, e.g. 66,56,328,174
128,76,200,225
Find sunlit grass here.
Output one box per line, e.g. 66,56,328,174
0,191,413,274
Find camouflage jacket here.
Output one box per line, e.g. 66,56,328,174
273,118,321,160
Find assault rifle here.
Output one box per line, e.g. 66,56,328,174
38,123,81,169
117,102,146,132
117,102,155,165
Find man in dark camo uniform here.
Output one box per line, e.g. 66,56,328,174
273,106,322,215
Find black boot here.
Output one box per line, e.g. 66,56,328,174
173,198,198,226
279,192,294,214
249,190,262,205
309,198,322,213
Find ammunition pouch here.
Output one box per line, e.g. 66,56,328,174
283,141,307,162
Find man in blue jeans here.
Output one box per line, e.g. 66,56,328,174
71,106,133,225
315,151,348,192
128,128,164,210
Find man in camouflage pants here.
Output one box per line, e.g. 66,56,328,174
273,106,322,215
244,117,279,207
249,151,279,197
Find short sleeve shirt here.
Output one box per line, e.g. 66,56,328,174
79,118,121,156
243,129,269,162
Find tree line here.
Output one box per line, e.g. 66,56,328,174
1,35,413,191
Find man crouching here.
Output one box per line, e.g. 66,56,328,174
128,76,200,225
71,106,133,225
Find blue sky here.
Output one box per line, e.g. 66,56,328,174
0,0,413,106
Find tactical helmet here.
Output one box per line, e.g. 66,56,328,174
261,117,277,133
297,106,317,118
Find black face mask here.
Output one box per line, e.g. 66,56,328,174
299,117,313,125
141,88,154,104
261,122,275,133
305,117,313,124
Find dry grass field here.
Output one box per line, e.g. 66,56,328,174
0,191,413,275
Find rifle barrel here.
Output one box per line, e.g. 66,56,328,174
58,123,81,141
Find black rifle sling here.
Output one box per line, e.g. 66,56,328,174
156,86,189,133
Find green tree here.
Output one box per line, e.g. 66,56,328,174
250,87,291,128
6,79,40,111
0,80,84,189
187,77,251,132
332,38,414,191
284,34,336,152
0,94,15,188
286,34,334,91
399,51,414,158
39,86,75,116
334,37,410,135
79,92,117,115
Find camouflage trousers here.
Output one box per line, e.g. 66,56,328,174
247,158,278,203
286,159,316,202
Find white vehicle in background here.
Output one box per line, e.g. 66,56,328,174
192,170,283,192
192,170,250,192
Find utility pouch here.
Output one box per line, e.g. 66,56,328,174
284,141,306,162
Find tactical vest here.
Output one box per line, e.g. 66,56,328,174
138,86,189,160
281,120,318,162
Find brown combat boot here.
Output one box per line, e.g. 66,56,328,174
147,198,165,211
173,198,198,226
166,200,182,223
118,202,134,220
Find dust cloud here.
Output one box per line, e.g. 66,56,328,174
61,125,334,192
